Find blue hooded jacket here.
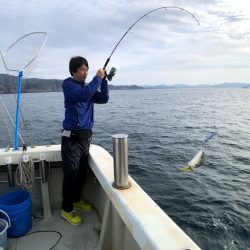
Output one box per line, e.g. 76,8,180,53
62,76,109,130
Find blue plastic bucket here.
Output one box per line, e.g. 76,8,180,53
0,210,10,250
0,190,32,237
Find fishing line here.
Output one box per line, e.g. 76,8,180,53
0,96,25,146
0,100,14,146
103,6,200,70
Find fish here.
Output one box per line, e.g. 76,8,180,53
179,150,205,171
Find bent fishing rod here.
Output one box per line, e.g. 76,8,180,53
103,6,200,71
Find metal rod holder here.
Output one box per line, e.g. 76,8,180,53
7,163,14,187
112,134,131,189
39,160,48,183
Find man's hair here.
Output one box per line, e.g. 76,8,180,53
69,56,89,76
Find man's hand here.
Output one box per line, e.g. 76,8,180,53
96,69,105,79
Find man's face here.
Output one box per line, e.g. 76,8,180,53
73,65,89,82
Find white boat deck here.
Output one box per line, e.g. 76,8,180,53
9,209,101,250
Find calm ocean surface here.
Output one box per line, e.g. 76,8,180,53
0,88,250,250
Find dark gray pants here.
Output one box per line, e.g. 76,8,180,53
61,130,92,212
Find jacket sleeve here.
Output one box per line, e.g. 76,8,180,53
63,76,102,103
93,78,109,104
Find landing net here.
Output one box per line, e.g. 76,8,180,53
0,32,47,149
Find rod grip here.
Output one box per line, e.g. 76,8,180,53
103,58,110,70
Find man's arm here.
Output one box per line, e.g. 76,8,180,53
63,69,105,103
93,78,109,103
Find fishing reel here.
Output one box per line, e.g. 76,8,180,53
105,67,116,81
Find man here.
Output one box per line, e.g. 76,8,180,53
61,56,109,225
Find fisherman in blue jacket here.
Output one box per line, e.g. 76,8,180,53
61,56,109,225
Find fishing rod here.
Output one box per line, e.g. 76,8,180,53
103,6,200,71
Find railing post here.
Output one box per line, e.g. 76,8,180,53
112,134,131,189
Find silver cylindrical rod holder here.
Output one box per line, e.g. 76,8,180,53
112,134,131,189
39,160,48,183
7,164,14,187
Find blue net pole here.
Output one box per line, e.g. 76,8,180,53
14,70,23,150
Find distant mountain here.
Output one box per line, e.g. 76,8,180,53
0,74,143,93
142,83,250,89
0,74,62,93
108,84,144,90
213,83,250,88
0,74,249,94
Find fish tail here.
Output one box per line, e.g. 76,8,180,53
179,165,193,171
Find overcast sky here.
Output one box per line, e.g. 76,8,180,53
0,0,249,85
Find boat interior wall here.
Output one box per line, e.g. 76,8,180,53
83,165,141,250
0,151,142,249
0,161,62,214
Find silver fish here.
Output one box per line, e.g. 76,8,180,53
180,150,205,171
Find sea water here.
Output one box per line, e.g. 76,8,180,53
0,88,249,250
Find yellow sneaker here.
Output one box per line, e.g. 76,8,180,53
73,200,92,212
61,210,82,225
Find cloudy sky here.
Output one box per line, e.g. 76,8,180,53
0,0,249,85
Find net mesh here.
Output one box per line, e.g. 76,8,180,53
1,32,47,72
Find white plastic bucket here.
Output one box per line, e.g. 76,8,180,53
0,210,11,250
